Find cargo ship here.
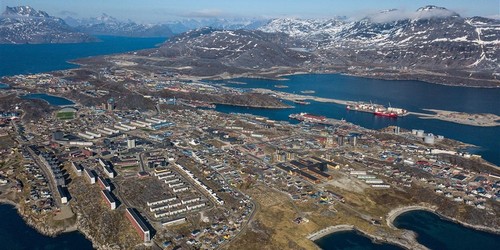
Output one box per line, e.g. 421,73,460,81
346,102,407,118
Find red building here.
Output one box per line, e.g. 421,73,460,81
125,208,151,242
101,190,117,210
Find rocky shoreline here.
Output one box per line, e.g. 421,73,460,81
307,224,427,250
199,68,500,89
387,205,500,235
309,205,500,250
0,200,97,248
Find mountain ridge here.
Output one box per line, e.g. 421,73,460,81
0,6,97,44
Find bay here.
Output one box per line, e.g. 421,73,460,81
0,36,166,77
0,204,93,250
393,210,500,250
314,230,402,250
315,210,500,250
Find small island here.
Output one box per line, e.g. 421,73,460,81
415,109,500,127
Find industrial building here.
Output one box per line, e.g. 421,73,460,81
125,208,151,242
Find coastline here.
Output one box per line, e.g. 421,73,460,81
386,205,500,235
309,205,500,250
191,69,500,89
0,200,80,236
307,224,427,250
307,224,355,241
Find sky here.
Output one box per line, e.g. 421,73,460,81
0,0,499,22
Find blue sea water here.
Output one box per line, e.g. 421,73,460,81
213,74,500,165
0,36,166,77
393,210,500,250
314,231,402,250
0,204,93,250
315,210,500,250
22,93,75,106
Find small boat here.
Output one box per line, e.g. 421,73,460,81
274,85,289,88
300,90,315,94
293,100,310,105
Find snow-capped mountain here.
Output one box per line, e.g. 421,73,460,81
129,5,498,86
259,6,500,71
259,18,347,38
67,13,174,38
0,6,97,44
66,14,267,37
164,18,268,34
137,27,312,76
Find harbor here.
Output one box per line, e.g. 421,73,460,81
252,88,500,126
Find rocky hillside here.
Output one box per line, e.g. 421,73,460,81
259,6,500,73
133,27,313,76
0,6,97,44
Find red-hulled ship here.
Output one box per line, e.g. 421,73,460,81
374,111,398,118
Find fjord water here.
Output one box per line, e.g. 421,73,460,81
215,74,500,165
0,204,93,250
0,36,166,77
394,210,500,250
314,231,402,250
